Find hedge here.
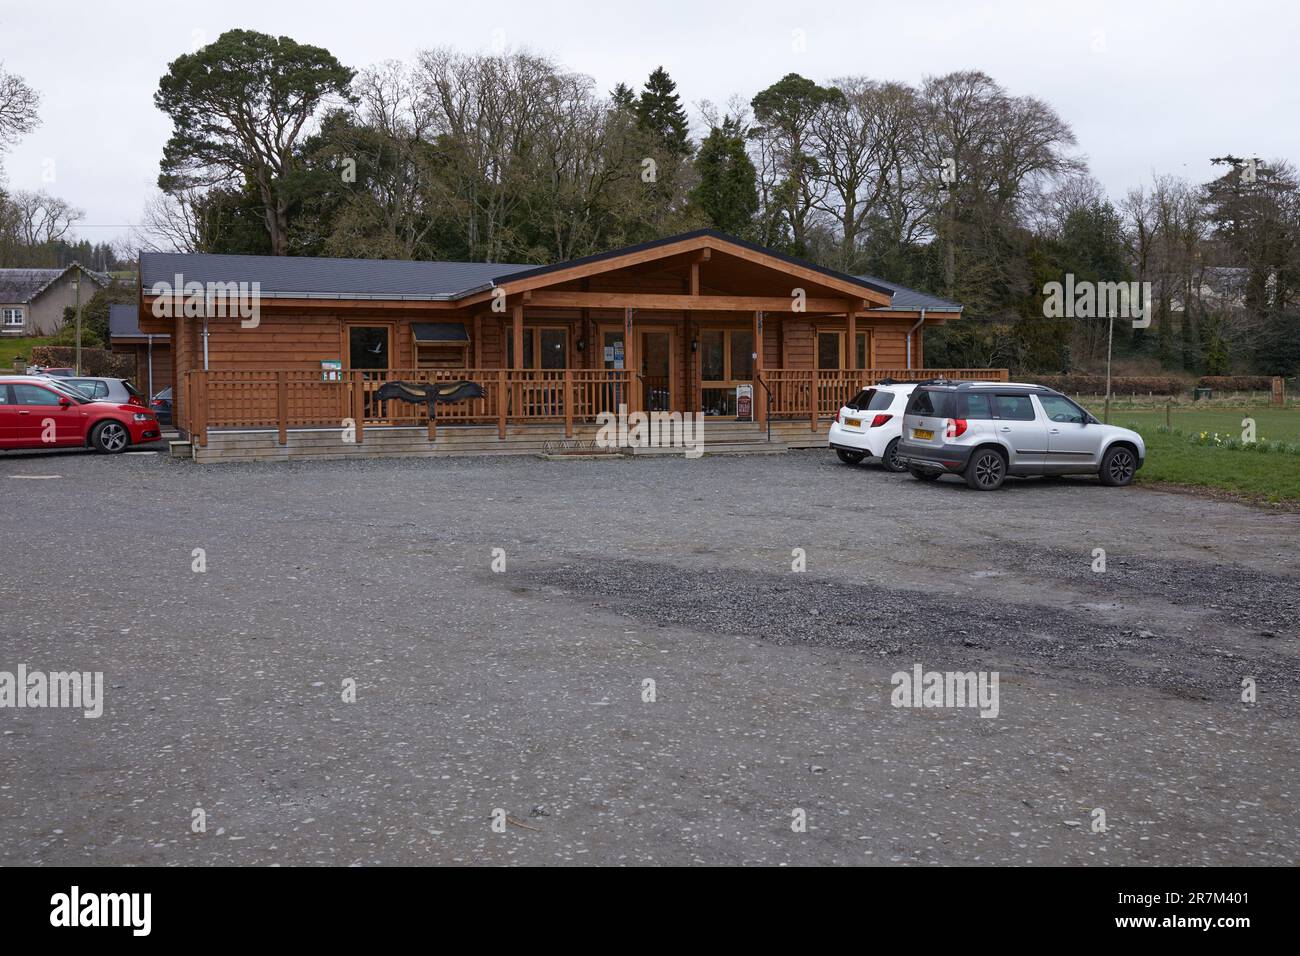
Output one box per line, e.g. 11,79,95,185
1030,374,1187,396
28,346,134,378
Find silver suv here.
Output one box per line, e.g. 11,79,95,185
895,381,1145,490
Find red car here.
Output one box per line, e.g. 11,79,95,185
0,376,161,453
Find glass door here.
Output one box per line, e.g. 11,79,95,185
640,330,671,412
700,328,753,416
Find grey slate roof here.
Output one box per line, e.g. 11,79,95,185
137,233,961,311
855,275,963,312
140,252,534,301
109,303,168,339
0,264,109,304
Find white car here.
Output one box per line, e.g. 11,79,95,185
827,382,916,471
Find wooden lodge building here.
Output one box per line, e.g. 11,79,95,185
136,230,1003,462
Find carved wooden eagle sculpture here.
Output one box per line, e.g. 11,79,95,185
375,380,486,425
375,380,485,406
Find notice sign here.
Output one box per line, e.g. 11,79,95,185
321,359,342,382
604,346,615,362
736,383,754,421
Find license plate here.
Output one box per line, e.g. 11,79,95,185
913,428,934,440
844,418,861,428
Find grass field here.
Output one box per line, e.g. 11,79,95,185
1089,405,1300,504
0,335,54,371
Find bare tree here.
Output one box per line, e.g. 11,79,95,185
0,63,41,151
810,78,918,270
10,189,83,245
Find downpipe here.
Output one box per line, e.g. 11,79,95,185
906,308,926,370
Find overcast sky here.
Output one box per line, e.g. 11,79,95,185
2,0,1297,249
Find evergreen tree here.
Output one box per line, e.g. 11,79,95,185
690,116,758,237
635,67,690,156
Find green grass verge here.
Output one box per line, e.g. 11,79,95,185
1107,408,1300,504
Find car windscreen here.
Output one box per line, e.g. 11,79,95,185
42,381,90,403
906,388,957,417
65,379,107,398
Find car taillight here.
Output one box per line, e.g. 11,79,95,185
945,418,968,438
836,408,843,424
870,414,893,427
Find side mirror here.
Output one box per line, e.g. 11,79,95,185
58,397,71,407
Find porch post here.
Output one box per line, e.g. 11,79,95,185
624,306,639,413
754,310,767,428
847,309,857,371
473,313,482,369
512,303,524,370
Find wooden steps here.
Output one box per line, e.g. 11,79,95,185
190,419,832,463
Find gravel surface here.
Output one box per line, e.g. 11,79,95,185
1,446,1297,865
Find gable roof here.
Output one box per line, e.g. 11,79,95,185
138,231,958,311
855,274,963,313
0,264,110,305
110,303,168,340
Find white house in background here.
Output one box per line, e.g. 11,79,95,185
0,264,110,337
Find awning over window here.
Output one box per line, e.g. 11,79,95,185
412,322,469,345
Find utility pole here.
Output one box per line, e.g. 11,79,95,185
72,268,83,375
1104,309,1114,424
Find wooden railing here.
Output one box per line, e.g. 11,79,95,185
178,366,1009,445
180,368,636,446
760,368,1011,429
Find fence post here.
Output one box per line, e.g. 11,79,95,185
809,371,817,432
564,370,574,438
498,370,507,439
194,369,209,448
276,370,287,446
353,371,365,445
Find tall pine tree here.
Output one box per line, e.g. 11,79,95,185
690,116,758,237
635,67,690,156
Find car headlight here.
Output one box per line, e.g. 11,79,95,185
133,413,153,422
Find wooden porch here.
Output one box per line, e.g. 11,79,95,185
177,366,1009,460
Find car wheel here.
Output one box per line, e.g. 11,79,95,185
881,437,906,472
908,467,941,482
90,421,130,454
836,448,867,465
964,448,1006,490
1099,445,1137,486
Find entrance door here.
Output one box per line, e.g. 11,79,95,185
347,325,392,421
640,330,671,412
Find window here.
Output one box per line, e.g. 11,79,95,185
507,327,567,370
1037,394,1085,425
962,393,994,420
994,394,1036,421
67,379,108,398
817,330,872,369
847,388,894,412
3,307,24,327
906,388,957,418
12,383,62,405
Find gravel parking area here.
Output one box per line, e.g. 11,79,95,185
1,447,1297,865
